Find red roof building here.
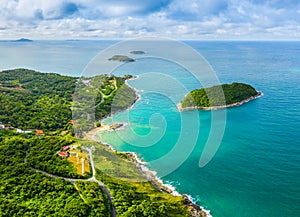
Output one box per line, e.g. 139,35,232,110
63,146,70,151
58,152,68,157
69,120,76,125
35,130,44,136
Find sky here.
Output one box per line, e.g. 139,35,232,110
0,0,299,40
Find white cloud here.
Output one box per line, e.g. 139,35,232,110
165,0,228,19
0,0,299,40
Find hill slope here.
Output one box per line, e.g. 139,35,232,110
180,82,261,110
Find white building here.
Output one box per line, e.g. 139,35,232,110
16,129,32,133
82,158,85,175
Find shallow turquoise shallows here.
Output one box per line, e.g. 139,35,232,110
1,40,299,217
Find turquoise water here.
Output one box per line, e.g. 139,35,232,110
98,42,300,217
1,41,300,217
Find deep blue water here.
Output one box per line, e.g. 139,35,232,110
1,40,299,217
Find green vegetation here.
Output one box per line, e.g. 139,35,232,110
0,68,197,216
96,171,190,217
26,135,91,178
0,131,90,217
180,82,259,108
121,74,135,80
0,68,76,130
92,141,190,216
108,55,135,62
75,181,110,217
0,69,136,134
91,140,145,182
73,74,136,137
130,51,145,54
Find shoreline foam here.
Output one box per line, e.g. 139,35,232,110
92,128,211,216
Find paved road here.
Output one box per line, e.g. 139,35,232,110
30,148,116,217
86,148,116,217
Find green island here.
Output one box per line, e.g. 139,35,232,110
0,69,206,217
179,82,262,110
130,51,145,55
108,55,135,62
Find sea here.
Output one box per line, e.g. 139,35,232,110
1,40,299,217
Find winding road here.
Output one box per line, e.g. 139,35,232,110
29,148,116,217
29,78,120,216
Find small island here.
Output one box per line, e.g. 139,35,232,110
130,50,145,54
179,82,262,111
108,55,135,62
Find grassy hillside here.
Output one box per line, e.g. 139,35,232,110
92,141,191,217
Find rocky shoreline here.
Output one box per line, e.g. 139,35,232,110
178,91,263,112
90,127,210,217
123,151,210,217
87,76,211,217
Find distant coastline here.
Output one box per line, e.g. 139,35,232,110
178,91,263,111
12,38,33,42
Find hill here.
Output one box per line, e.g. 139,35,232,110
179,82,261,110
0,69,136,132
0,69,76,130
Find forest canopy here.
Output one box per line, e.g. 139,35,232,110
180,82,259,108
0,69,136,132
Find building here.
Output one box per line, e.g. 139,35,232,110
35,130,44,136
82,158,85,175
69,152,78,158
62,146,70,151
69,145,78,150
16,129,32,134
58,152,68,158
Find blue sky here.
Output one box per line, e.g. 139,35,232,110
0,0,299,40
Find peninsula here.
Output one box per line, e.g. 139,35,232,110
179,82,262,111
0,68,207,217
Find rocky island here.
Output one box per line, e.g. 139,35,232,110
179,82,262,111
